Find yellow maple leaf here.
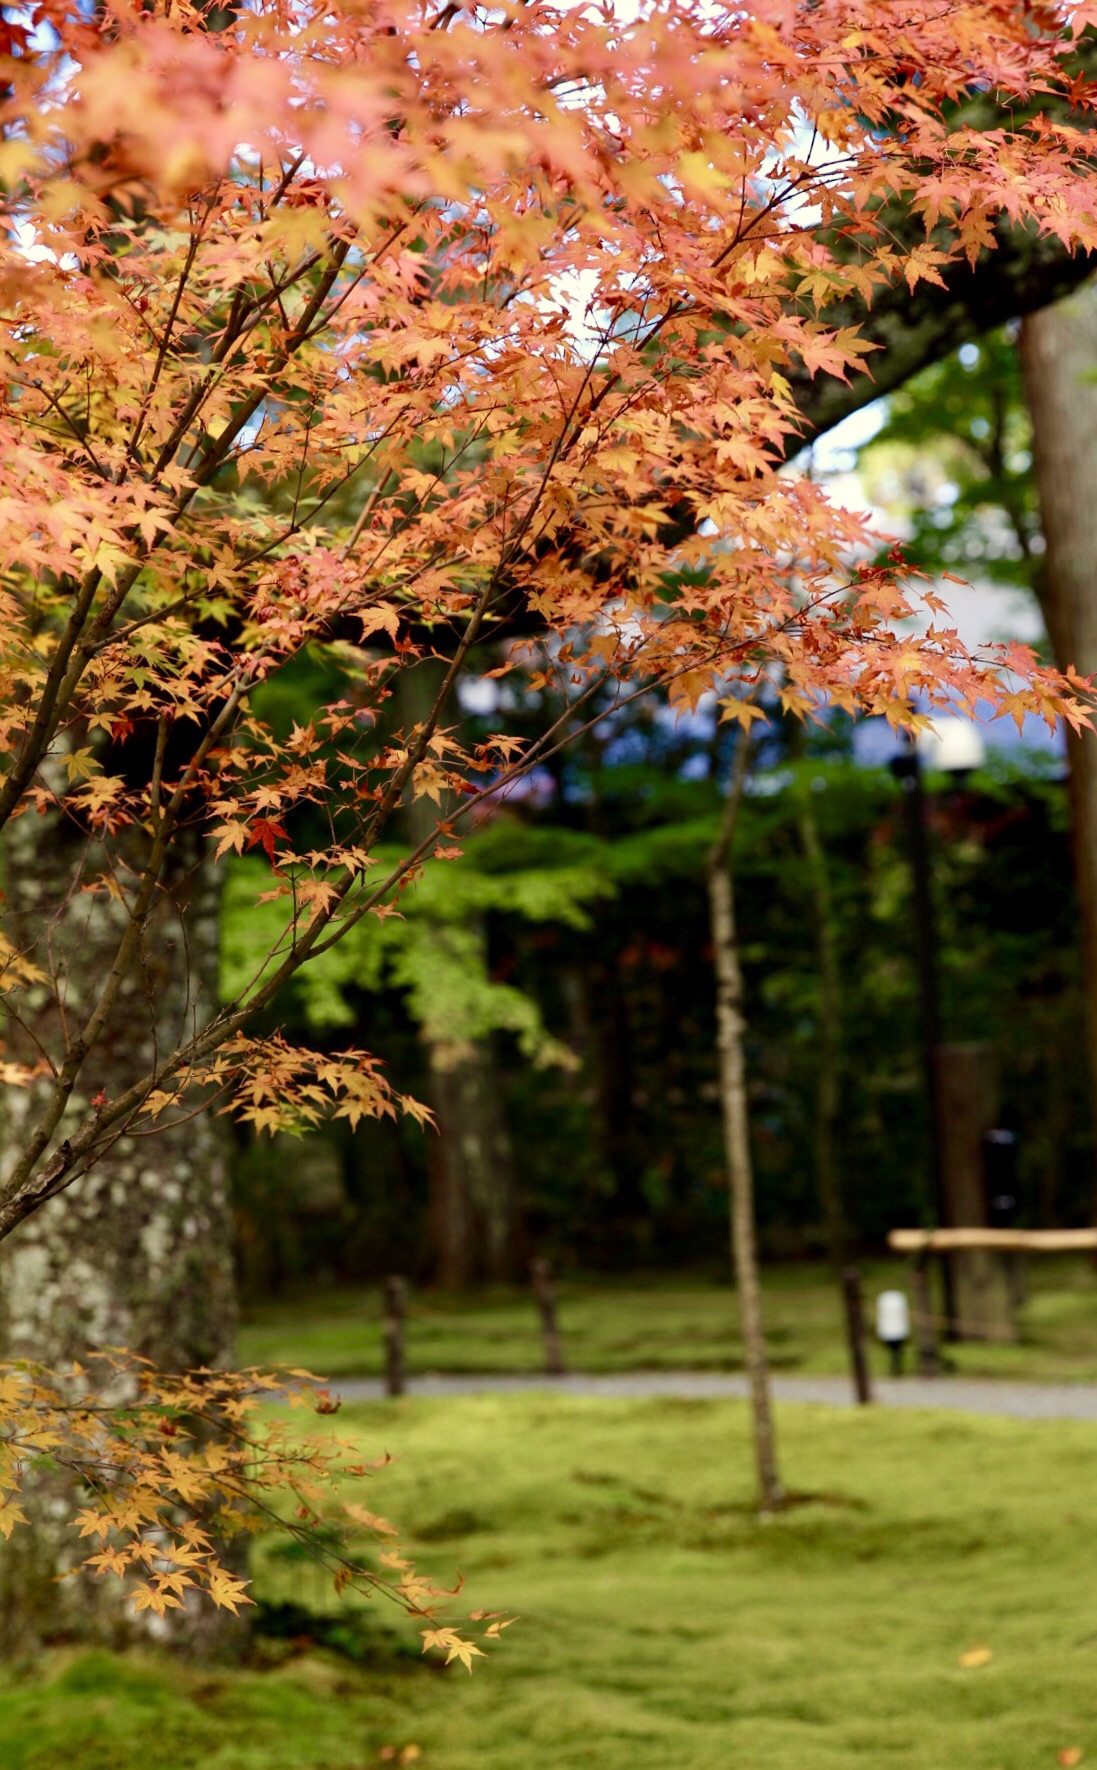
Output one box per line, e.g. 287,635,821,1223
345,1502,398,1537
0,1499,27,1539
421,1627,485,1673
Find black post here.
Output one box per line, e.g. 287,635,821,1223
530,1256,565,1377
383,1275,407,1397
892,734,956,1341
841,1267,873,1404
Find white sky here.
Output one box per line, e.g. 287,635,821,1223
809,401,1046,654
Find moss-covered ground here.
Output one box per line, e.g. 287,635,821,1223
3,1394,1097,1768
238,1258,1097,1385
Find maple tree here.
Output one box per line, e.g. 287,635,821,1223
2,0,1097,1622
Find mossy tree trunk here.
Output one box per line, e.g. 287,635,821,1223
0,799,239,1658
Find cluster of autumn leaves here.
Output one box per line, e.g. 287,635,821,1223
2,0,1097,1646
0,1353,509,1664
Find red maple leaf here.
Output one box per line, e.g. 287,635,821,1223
245,818,288,863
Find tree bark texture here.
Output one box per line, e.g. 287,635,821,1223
708,744,784,1515
1020,282,1097,1165
0,802,238,1657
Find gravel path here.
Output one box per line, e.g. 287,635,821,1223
334,1369,1097,1420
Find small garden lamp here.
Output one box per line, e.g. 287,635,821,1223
876,1289,911,1377
916,715,987,778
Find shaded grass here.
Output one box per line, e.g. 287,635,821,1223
0,1647,420,1769
239,1257,1097,1384
4,1395,1097,1767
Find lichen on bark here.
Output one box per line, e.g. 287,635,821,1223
0,796,240,1657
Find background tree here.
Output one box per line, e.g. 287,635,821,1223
1020,285,1097,1188
854,307,1097,1191
223,828,604,1286
236,735,1081,1279
709,724,784,1513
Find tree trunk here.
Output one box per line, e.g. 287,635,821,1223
795,785,846,1268
935,1043,1015,1342
426,1016,516,1287
1020,283,1097,1178
0,804,239,1658
587,952,647,1242
396,661,518,1287
708,741,784,1515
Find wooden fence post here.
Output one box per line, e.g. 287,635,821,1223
912,1256,940,1377
383,1275,407,1397
841,1267,873,1404
530,1256,565,1377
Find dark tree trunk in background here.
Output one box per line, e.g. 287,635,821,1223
426,1006,517,1287
1020,283,1097,1175
586,954,648,1243
397,662,518,1287
1039,1027,1068,1230
425,1052,477,1291
934,1043,1015,1341
795,783,846,1268
0,801,239,1658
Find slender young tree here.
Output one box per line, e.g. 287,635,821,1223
709,726,784,1515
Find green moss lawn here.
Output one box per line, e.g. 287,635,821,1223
4,1394,1097,1768
238,1259,1097,1384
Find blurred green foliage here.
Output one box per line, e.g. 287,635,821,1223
224,747,1088,1287
855,326,1042,595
